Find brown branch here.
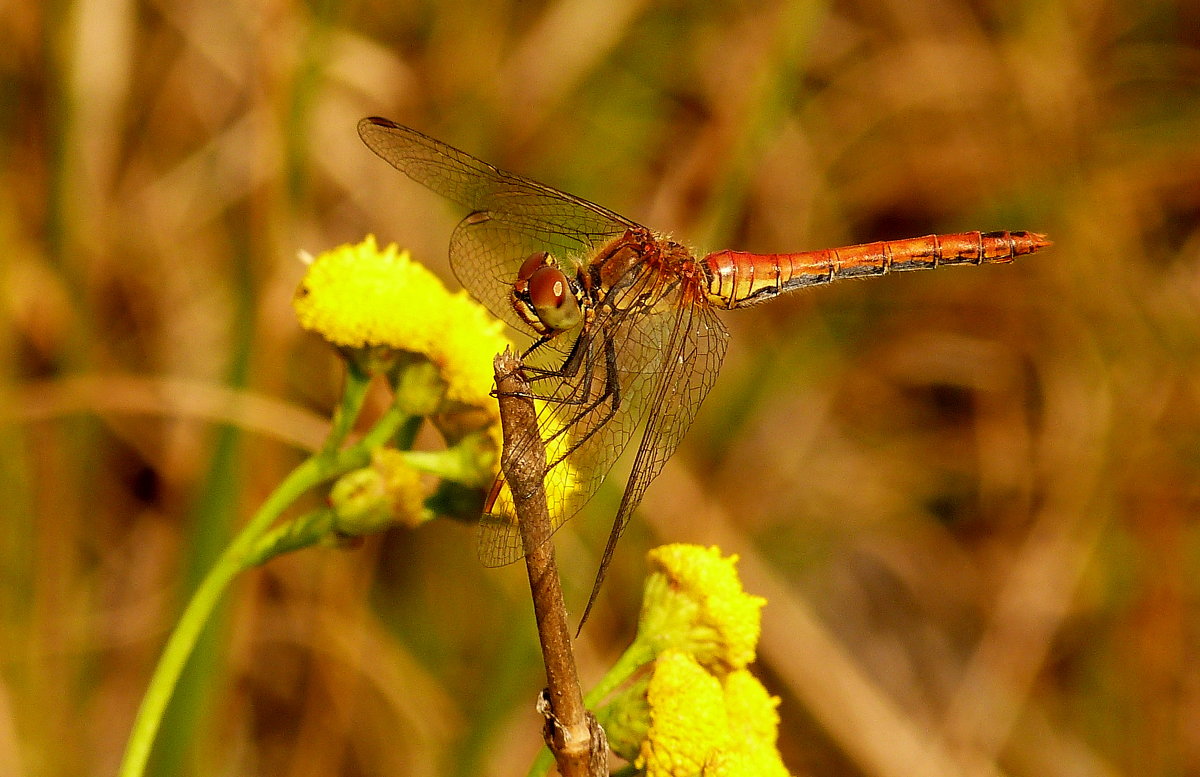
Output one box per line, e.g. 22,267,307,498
493,350,607,777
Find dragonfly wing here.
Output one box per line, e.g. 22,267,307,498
578,282,730,625
479,368,640,569
448,208,624,341
358,117,636,271
479,349,649,567
477,263,703,568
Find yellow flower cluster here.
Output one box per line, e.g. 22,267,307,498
639,544,766,672
293,237,516,527
293,235,509,409
600,545,789,777
638,651,726,776
638,651,788,777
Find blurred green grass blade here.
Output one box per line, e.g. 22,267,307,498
148,231,256,777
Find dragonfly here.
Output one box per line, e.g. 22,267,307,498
358,117,1049,625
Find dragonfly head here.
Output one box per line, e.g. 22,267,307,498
512,251,584,336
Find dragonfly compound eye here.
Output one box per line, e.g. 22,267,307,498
517,250,551,281
527,265,582,331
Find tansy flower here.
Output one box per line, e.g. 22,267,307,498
293,235,509,413
703,741,792,777
630,650,792,777
722,669,781,746
715,670,790,777
294,237,511,500
637,544,767,674
435,291,513,409
594,545,789,776
329,448,430,536
635,650,729,777
294,236,444,350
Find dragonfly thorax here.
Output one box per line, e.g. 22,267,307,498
511,251,585,336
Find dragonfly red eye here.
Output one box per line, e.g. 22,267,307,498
528,266,567,307
517,251,550,281
528,265,581,330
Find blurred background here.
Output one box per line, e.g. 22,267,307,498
3,0,1199,775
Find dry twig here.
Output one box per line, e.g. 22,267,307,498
493,350,608,777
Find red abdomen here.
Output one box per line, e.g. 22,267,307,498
702,230,1051,310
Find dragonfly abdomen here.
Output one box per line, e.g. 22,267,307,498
702,230,1050,310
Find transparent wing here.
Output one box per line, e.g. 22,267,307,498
358,117,637,324
577,284,729,622
478,258,670,566
447,212,595,348
479,266,729,572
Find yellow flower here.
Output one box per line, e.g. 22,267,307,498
607,653,792,777
630,657,791,777
636,650,729,777
594,545,790,776
715,670,790,777
293,236,510,415
703,743,792,777
294,237,513,498
294,236,446,352
329,448,430,535
638,545,767,673
722,669,780,746
436,290,511,409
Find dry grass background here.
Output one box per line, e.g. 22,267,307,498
3,0,1199,775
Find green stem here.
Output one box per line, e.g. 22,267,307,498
117,403,409,777
243,507,337,565
584,640,655,708
323,362,373,453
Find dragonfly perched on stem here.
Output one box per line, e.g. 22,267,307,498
358,117,1050,627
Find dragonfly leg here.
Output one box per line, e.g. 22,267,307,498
500,330,599,409
540,327,622,469
490,335,578,400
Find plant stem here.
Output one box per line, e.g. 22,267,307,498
584,640,655,709
323,362,373,453
117,402,409,777
494,351,607,777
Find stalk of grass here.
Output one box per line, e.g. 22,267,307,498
117,368,402,777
